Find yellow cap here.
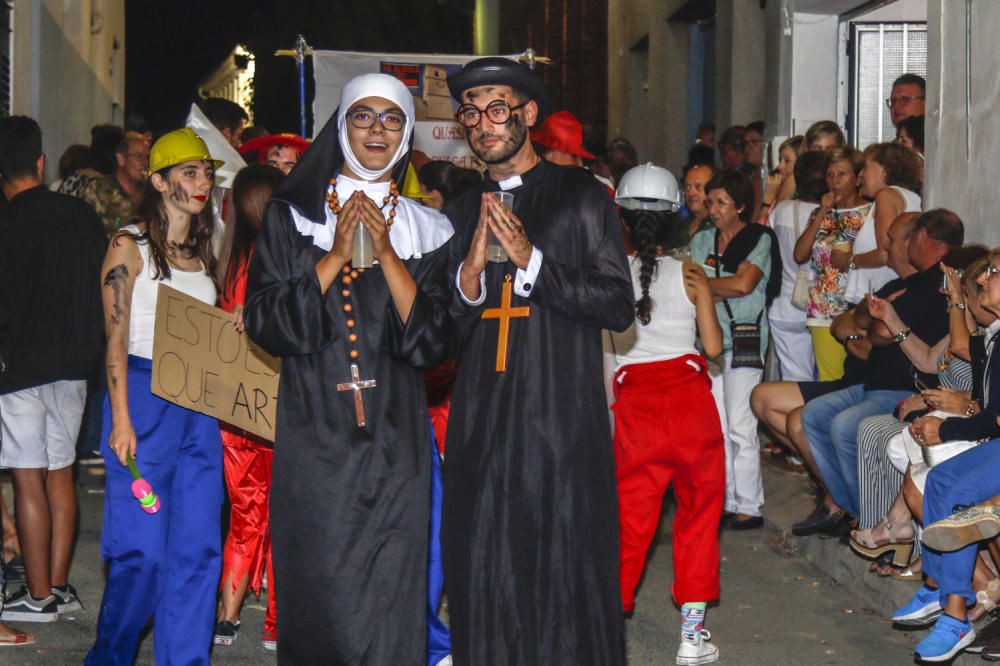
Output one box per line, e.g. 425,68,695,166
148,128,224,176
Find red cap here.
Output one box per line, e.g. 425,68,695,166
530,111,595,160
238,133,311,161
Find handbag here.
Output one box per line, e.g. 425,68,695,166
726,304,765,370
714,232,765,370
790,200,812,311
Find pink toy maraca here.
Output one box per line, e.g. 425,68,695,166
126,453,160,514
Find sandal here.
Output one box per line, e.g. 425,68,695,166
850,517,915,567
0,629,36,647
891,558,924,582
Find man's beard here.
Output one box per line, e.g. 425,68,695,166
468,113,528,165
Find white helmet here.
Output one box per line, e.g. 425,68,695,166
615,162,682,212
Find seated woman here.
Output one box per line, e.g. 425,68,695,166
850,251,990,577
890,248,1000,663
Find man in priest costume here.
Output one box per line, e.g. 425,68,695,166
441,57,634,665
244,73,455,665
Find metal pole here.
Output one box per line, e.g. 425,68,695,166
296,34,307,138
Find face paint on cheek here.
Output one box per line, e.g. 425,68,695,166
168,181,190,205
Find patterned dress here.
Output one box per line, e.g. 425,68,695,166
806,203,873,326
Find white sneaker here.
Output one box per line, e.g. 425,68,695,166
676,629,719,665
434,656,453,666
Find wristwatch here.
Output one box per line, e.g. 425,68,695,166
848,256,857,271
950,301,967,311
893,328,912,344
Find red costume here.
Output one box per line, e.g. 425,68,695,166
612,354,725,610
219,257,276,638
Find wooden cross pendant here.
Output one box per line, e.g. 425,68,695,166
481,274,530,372
336,363,377,427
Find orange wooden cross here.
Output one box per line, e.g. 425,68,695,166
481,274,530,372
337,363,377,426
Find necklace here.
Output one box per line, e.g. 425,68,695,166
323,177,400,427
324,177,399,220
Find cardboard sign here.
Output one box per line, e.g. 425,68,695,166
151,285,280,441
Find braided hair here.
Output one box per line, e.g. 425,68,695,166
621,208,685,326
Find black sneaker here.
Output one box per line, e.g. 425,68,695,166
213,620,240,646
51,584,83,613
0,587,58,622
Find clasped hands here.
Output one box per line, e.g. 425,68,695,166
462,193,534,277
329,190,398,264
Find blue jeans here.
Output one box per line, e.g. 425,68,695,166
923,438,1000,606
801,384,912,516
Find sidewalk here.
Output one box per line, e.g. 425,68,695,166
758,454,988,665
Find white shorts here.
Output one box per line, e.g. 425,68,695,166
0,379,86,470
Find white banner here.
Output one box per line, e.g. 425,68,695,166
312,50,515,167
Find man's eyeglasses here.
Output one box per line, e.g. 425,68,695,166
885,95,925,108
346,109,406,132
455,100,527,129
126,152,149,162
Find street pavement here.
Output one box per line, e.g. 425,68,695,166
0,463,975,664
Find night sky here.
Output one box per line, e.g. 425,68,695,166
125,0,474,136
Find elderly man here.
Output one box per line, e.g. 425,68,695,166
442,57,633,665
888,73,926,127
800,209,963,527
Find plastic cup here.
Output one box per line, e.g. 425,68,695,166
487,191,514,263
353,224,375,269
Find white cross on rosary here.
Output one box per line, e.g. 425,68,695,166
337,363,377,427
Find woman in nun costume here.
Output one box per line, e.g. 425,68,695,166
244,73,455,665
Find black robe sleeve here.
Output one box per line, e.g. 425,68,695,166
382,242,454,370
530,181,634,333
245,202,339,357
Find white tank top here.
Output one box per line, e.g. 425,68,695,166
121,225,218,359
844,186,921,303
610,256,697,369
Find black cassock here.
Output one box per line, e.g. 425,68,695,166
245,183,453,664
441,160,634,665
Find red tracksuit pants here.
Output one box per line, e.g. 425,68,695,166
220,429,276,635
613,354,725,611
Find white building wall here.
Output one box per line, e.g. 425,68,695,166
923,0,998,246
11,0,125,182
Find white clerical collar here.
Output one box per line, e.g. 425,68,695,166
497,174,522,190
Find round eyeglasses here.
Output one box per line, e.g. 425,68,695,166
346,109,406,132
455,100,527,129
